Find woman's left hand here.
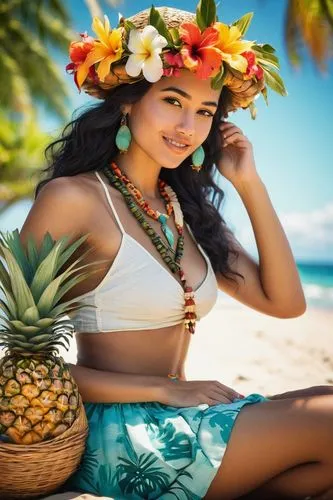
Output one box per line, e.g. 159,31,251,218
216,121,258,186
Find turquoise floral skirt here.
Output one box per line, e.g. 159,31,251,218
65,394,269,499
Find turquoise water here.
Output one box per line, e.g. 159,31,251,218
297,262,333,310
218,262,333,311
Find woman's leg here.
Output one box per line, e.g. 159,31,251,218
204,394,333,499
267,385,333,401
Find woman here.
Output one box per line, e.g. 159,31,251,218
20,4,333,499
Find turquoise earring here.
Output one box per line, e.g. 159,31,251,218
115,113,131,153
191,145,205,172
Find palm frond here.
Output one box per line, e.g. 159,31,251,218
285,0,333,71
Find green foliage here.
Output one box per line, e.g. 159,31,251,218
149,6,174,46
0,111,54,206
0,0,74,120
0,230,105,354
232,12,254,36
196,0,216,30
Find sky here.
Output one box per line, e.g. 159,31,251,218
1,0,333,262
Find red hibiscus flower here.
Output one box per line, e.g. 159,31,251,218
179,22,223,80
66,32,97,89
163,52,184,77
241,51,264,79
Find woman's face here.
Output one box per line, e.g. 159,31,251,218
126,69,221,168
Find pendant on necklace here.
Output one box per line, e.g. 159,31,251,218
158,214,174,248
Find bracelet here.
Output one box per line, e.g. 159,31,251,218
167,373,179,381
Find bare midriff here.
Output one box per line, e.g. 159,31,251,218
76,322,191,381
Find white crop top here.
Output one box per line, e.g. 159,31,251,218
71,171,218,333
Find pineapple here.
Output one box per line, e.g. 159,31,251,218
0,229,101,444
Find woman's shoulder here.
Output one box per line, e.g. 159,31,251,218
21,173,100,247
37,172,98,201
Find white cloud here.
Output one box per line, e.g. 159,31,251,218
280,203,333,246
237,202,333,261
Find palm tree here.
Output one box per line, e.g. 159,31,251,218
0,0,122,213
0,0,75,120
284,0,333,71
0,111,54,215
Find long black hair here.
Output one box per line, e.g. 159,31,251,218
35,80,244,286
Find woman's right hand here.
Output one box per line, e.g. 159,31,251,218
160,379,244,407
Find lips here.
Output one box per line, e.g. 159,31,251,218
162,135,191,153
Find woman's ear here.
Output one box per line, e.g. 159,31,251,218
120,104,132,116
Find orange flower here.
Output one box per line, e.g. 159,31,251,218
66,33,96,90
75,16,123,89
179,23,223,79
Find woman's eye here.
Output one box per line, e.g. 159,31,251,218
163,97,213,117
201,110,214,118
163,97,181,107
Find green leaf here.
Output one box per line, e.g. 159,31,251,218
21,306,40,325
168,28,181,47
149,6,173,45
262,67,288,96
53,266,102,304
30,235,69,302
50,301,96,319
0,245,35,317
0,286,17,319
211,64,225,90
9,321,40,334
26,235,39,273
196,0,216,29
36,318,54,329
261,44,276,54
1,229,32,283
252,45,280,70
124,20,137,33
0,298,12,319
248,101,257,120
37,232,55,266
0,256,11,292
196,8,206,31
56,234,90,272
261,86,269,106
29,333,56,344
232,12,254,36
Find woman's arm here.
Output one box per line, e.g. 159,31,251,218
216,176,306,318
68,363,169,403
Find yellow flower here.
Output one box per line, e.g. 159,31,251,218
214,22,254,73
76,15,123,88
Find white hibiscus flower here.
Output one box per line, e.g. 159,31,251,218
125,25,168,82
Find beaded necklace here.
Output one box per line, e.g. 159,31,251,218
101,162,197,337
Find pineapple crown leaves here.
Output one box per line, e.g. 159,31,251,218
0,230,108,352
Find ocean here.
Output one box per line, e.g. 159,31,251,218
297,262,333,311
218,262,333,311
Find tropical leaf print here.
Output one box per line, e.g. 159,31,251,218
167,468,200,500
95,464,118,497
116,452,170,497
152,422,193,461
207,408,239,443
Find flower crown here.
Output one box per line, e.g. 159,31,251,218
66,0,287,118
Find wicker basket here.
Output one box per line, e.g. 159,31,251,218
0,397,88,499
